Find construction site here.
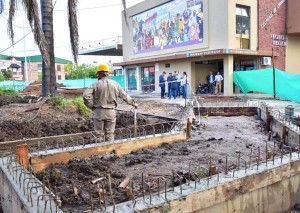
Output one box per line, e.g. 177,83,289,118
0,86,300,213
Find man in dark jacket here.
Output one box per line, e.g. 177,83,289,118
159,72,166,99
167,73,173,99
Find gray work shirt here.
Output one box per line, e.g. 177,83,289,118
83,77,135,109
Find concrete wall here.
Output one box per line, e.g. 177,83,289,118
286,35,300,73
287,0,300,35
109,153,300,213
0,168,29,213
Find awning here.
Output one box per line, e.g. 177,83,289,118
9,63,21,68
114,49,276,66
78,44,123,56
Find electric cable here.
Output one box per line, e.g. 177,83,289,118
0,13,31,28
0,31,32,54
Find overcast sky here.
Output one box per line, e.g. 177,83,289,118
0,0,144,64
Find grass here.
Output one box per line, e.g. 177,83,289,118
0,87,19,96
49,95,92,116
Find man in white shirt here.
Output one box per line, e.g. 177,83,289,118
215,72,223,95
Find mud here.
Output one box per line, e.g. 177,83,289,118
0,104,154,142
37,115,278,212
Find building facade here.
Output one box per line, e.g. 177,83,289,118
0,55,23,80
18,55,72,82
116,0,300,95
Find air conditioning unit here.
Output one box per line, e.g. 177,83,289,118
261,57,272,66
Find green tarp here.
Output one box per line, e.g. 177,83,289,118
234,68,300,103
58,75,125,89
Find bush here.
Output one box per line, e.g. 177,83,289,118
48,95,92,116
0,87,19,96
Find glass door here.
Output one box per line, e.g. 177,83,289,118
141,66,155,92
126,68,137,90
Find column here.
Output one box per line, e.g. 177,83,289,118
223,55,234,96
136,66,142,92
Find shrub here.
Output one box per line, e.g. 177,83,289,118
0,87,19,96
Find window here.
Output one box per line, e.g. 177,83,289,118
236,5,250,35
236,5,250,49
38,64,42,72
58,75,61,80
57,65,61,71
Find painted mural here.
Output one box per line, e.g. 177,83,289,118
132,0,204,54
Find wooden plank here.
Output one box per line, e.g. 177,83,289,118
30,132,187,173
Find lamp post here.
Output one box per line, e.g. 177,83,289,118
272,47,276,99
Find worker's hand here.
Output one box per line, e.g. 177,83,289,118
133,103,138,109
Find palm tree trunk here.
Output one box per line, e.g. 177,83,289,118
41,0,56,96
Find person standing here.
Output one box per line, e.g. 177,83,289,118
208,71,215,95
167,73,173,99
83,63,138,142
171,73,179,99
182,71,189,99
215,72,223,95
159,72,167,99
175,71,181,97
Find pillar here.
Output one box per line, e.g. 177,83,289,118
136,66,142,92
223,55,234,96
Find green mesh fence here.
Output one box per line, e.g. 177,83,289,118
58,75,125,89
234,68,300,103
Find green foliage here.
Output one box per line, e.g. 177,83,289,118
194,166,209,178
0,72,4,81
72,97,92,116
0,87,19,96
48,95,66,110
2,70,13,80
65,64,97,79
38,72,42,81
48,95,92,116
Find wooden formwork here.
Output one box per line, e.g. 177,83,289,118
30,131,187,173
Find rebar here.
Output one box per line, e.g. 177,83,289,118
29,182,43,204
108,174,115,213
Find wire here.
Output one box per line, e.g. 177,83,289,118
1,35,122,54
0,14,31,29
0,31,32,54
54,0,141,12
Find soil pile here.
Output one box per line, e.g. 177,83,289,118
0,104,156,142
21,81,65,96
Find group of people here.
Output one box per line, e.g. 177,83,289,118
159,71,189,99
207,71,224,95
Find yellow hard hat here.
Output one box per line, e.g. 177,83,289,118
96,63,112,74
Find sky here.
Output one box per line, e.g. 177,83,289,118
0,0,144,65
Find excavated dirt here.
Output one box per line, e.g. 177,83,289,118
0,100,163,142
36,115,277,213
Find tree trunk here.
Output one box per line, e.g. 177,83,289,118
41,0,56,96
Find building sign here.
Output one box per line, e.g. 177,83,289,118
132,0,204,54
260,0,285,29
189,49,221,57
271,34,286,46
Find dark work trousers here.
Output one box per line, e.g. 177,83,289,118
168,84,171,98
160,86,165,98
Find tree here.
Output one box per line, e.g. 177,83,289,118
0,1,128,96
2,70,13,80
65,64,97,79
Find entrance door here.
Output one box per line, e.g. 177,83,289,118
141,66,155,92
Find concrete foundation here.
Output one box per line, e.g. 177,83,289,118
1,101,300,213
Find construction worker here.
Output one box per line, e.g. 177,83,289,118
83,63,138,142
